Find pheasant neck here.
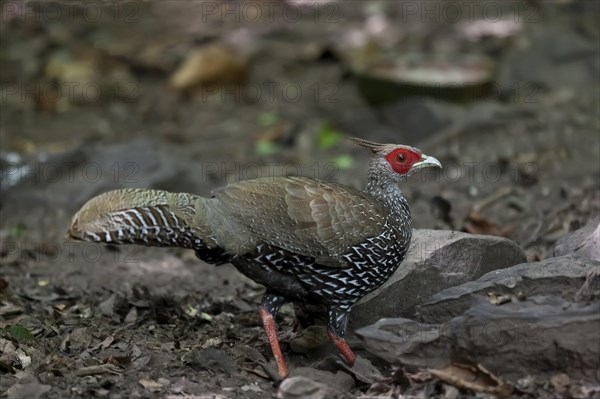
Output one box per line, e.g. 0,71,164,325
365,175,411,227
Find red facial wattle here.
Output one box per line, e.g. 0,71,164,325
385,148,422,174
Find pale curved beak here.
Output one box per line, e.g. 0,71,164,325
412,154,442,171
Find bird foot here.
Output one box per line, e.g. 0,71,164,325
327,331,356,366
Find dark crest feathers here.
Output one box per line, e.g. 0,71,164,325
348,137,388,154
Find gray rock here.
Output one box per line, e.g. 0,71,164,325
349,229,526,330
357,257,600,383
554,219,600,261
357,295,600,384
417,256,600,323
289,367,355,393
6,382,51,399
278,368,354,399
313,355,384,385
277,376,328,399
498,27,598,93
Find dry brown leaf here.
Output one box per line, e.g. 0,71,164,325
362,382,393,398
107,355,131,366
170,44,248,90
463,209,515,237
124,307,138,324
550,373,570,392
16,348,32,369
99,335,115,349
410,370,433,382
429,363,514,398
139,378,164,390
0,278,9,293
68,327,92,351
132,354,151,370
487,292,512,305
0,303,23,317
73,364,121,376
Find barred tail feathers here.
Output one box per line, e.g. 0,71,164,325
66,189,213,249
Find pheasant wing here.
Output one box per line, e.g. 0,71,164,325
213,176,386,267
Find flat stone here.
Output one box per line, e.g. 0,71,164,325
277,376,328,399
553,218,600,261
417,256,599,323
6,382,51,399
279,368,354,399
288,367,355,394
357,295,600,383
356,257,600,383
349,229,526,330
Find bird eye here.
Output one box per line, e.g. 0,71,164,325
397,153,406,162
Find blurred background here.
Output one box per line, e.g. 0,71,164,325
2,0,599,248
1,0,599,397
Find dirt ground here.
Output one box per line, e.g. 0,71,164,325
1,1,599,398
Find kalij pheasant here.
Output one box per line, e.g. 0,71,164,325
67,137,441,377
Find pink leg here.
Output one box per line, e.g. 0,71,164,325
327,331,356,366
259,307,289,378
